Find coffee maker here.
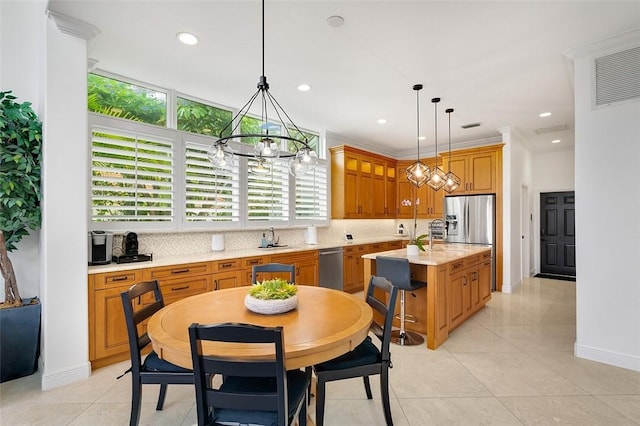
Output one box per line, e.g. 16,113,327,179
88,231,113,265
122,232,139,256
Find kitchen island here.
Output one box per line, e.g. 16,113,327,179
363,245,492,350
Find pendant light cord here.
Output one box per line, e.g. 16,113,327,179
262,0,265,78
416,89,420,159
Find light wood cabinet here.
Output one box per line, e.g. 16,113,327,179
343,244,367,293
447,252,490,331
330,146,396,219
479,251,492,303
397,160,444,219
442,145,500,194
269,250,319,286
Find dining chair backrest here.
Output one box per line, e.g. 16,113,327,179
121,280,165,372
189,322,308,426
120,280,193,426
252,263,296,284
366,276,399,360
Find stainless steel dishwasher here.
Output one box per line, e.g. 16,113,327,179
318,247,344,291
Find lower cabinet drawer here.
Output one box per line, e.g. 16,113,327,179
158,275,212,304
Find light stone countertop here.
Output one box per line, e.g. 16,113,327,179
362,244,492,266
87,236,408,274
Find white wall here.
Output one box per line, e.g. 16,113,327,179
570,32,640,371
499,127,533,293
531,149,575,274
0,0,45,302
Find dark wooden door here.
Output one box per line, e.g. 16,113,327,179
540,191,576,276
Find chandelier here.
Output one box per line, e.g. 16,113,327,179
442,108,460,193
426,97,446,190
207,0,318,177
405,84,430,187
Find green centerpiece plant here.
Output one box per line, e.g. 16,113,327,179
245,278,298,315
249,278,297,300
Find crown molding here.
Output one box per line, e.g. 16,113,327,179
47,10,100,41
563,28,640,61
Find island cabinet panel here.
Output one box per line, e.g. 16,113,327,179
480,252,492,303
362,246,492,350
343,245,367,293
330,145,397,219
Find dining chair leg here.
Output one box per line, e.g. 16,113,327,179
380,368,393,426
315,377,326,426
130,379,142,426
298,391,308,426
156,383,168,410
363,375,373,399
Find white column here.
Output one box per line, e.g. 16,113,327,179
41,11,99,390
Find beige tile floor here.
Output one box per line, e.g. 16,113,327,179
2,277,640,425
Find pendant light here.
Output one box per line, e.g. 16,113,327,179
443,108,460,193
207,0,318,177
426,97,446,190
405,84,430,187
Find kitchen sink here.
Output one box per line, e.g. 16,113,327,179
257,244,288,249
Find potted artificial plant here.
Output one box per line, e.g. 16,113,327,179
244,278,298,315
0,90,43,382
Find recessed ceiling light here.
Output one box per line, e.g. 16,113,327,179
327,15,345,28
551,139,561,144
377,119,387,125
177,32,198,45
297,84,311,92
418,136,426,140
539,112,552,118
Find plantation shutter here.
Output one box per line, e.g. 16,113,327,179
295,161,328,220
246,158,289,222
184,139,240,223
91,125,174,223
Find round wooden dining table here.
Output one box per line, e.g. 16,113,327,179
147,285,373,370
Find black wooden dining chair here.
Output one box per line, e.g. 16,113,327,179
252,262,296,284
188,322,309,426
120,280,193,426
312,275,399,426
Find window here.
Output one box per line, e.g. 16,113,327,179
88,73,167,126
91,122,174,225
183,134,240,224
88,72,328,231
246,158,289,222
177,97,233,138
240,116,282,146
295,163,328,220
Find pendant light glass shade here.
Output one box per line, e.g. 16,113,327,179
443,107,460,193
406,84,430,188
206,0,317,177
426,97,445,191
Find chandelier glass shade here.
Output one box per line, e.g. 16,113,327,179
206,0,317,177
442,107,460,193
406,84,430,188
426,97,446,191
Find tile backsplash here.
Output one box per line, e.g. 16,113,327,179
111,219,432,258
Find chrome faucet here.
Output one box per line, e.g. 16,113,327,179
268,227,279,246
429,219,446,250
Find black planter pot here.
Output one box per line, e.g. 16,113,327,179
0,299,41,382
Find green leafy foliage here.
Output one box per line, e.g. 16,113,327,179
0,91,42,252
249,278,297,300
87,74,166,125
413,233,429,251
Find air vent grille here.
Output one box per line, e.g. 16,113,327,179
595,46,640,106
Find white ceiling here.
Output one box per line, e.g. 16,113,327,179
49,0,640,157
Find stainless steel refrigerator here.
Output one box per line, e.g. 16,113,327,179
444,194,496,291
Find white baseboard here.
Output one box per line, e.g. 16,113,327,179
41,361,91,390
502,278,522,294
575,342,640,372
